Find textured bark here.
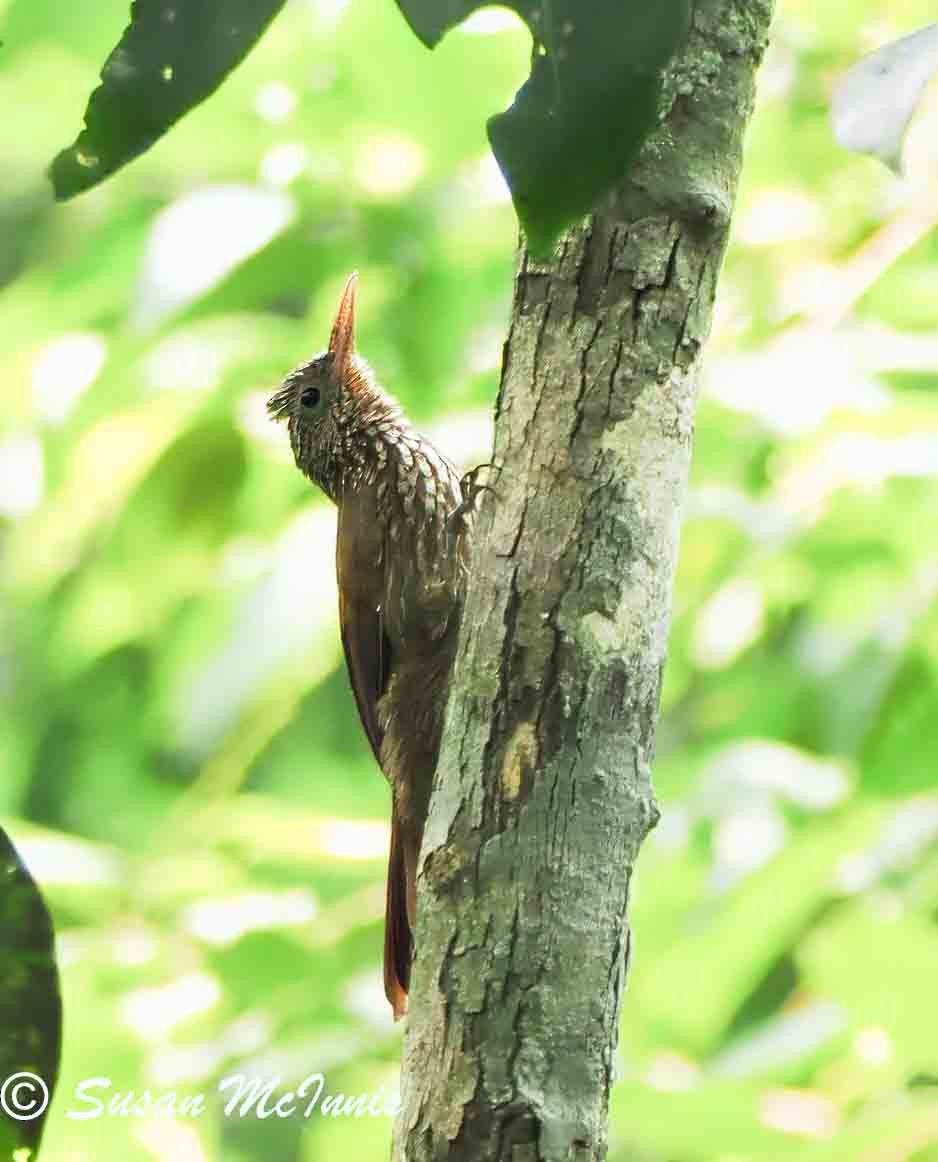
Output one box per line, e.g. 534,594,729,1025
394,3,775,1159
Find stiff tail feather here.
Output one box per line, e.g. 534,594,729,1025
383,815,417,1021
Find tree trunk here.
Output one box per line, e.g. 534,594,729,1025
394,3,775,1159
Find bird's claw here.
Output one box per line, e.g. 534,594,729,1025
461,461,502,505
448,462,501,529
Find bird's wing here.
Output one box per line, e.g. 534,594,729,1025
336,486,389,768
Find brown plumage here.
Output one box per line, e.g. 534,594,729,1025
268,274,470,1019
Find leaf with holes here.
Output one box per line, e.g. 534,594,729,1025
49,0,288,200
396,0,691,256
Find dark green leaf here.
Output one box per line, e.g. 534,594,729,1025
392,0,477,47
0,826,61,1158
395,0,691,256
49,0,288,200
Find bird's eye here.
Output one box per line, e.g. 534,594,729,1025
300,387,321,410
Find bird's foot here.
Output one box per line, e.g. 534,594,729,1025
455,462,502,520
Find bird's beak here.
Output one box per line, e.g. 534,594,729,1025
328,271,358,377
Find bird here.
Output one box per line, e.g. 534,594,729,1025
268,273,471,1019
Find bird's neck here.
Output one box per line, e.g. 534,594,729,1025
323,367,412,503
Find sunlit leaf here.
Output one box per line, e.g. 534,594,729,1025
861,651,938,795
832,22,938,174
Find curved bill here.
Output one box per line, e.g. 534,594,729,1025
329,272,358,376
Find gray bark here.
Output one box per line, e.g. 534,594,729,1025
394,3,775,1159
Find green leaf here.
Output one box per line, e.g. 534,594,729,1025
861,650,938,795
395,0,691,256
49,0,288,200
0,827,61,1158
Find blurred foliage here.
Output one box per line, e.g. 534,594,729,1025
1,2,937,1161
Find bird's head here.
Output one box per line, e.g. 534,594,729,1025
269,272,396,498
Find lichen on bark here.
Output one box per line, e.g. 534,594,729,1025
394,3,775,1159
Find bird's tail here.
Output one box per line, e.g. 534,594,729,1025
384,815,417,1021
